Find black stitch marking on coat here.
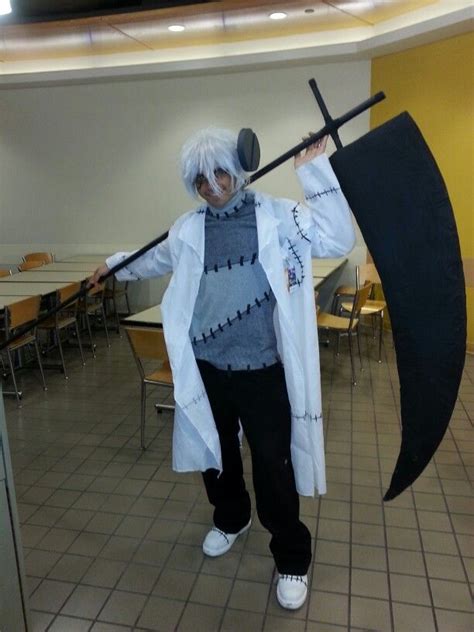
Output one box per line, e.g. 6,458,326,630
227,318,233,327
202,333,207,343
305,186,340,201
255,298,261,308
214,264,218,273
204,265,208,275
239,256,244,266
218,323,224,332
227,259,232,269
251,253,257,264
210,328,216,339
291,204,311,243
237,310,242,320
246,304,251,314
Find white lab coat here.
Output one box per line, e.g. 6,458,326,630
107,154,355,496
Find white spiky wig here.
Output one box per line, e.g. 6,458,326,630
180,127,246,199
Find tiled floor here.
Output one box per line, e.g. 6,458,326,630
3,327,473,631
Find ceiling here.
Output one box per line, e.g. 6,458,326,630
0,1,472,85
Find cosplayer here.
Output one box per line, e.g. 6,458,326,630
91,128,355,609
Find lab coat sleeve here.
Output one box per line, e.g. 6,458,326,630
295,154,356,257
105,235,173,282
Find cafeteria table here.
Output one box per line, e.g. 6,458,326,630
122,305,162,328
40,263,98,273
0,282,72,296
0,271,88,284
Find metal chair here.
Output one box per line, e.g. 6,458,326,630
37,282,85,378
104,277,131,332
317,283,373,385
78,283,110,357
0,295,47,406
124,326,174,450
336,264,387,363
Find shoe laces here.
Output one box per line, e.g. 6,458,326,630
211,527,230,544
280,574,307,586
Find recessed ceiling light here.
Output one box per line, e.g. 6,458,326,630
269,12,287,20
0,0,12,16
168,24,185,32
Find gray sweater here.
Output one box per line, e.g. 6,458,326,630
189,189,279,371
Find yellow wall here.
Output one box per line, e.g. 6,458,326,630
371,31,474,352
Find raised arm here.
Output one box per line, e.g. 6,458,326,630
294,136,355,258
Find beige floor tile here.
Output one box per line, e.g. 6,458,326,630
317,519,350,543
263,614,306,631
312,563,349,594
85,512,124,535
350,596,391,632
81,558,127,588
48,615,93,631
116,563,161,594
189,573,233,607
152,568,196,601
227,579,270,614
61,584,111,619
308,591,348,626
430,578,473,611
29,579,76,613
390,572,431,605
177,602,223,632
314,541,350,567
98,590,147,626
435,607,473,632
352,522,385,547
352,502,384,525
421,529,460,555
352,543,387,571
386,526,421,550
319,499,350,521
425,552,467,581
392,602,436,632
136,595,185,631
29,610,55,632
236,553,274,583
351,568,389,600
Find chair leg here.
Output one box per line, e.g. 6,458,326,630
34,340,47,391
113,296,120,333
6,349,22,406
140,381,147,450
56,331,68,379
84,311,96,358
74,322,86,367
125,292,131,316
101,305,111,347
348,331,356,386
378,311,384,363
356,327,364,371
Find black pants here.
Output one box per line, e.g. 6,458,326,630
197,360,312,575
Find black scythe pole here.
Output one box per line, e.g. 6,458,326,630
0,82,385,352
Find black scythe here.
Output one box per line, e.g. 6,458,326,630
1,80,466,502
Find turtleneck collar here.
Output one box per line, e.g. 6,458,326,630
206,188,247,218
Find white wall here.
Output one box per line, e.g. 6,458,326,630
0,60,370,308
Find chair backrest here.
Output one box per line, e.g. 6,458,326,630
0,269,12,277
5,295,41,331
352,283,373,320
18,260,44,271
125,327,169,363
23,252,54,263
59,282,82,304
356,263,381,288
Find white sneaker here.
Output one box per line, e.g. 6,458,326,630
276,574,308,610
202,520,251,557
